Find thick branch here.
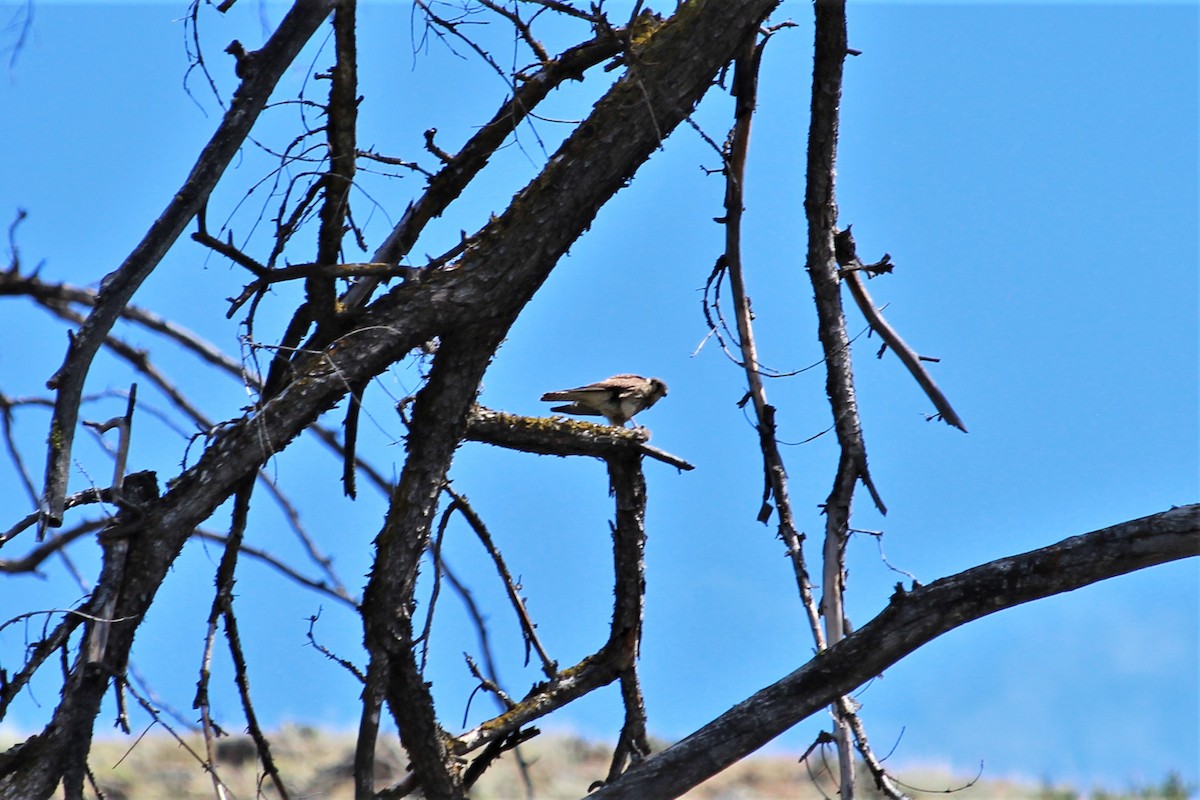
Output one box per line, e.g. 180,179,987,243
586,504,1200,800
362,336,490,800
465,406,694,471
804,4,862,791
4,4,780,793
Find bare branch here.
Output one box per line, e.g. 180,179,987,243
803,3,871,790
836,227,967,432
0,519,103,573
226,261,420,317
313,0,359,333
338,31,624,312
40,0,339,532
0,268,248,379
191,225,268,277
602,450,651,783
517,0,598,24
192,529,358,608
479,0,549,63
443,485,557,677
465,405,694,471
83,384,137,665
588,504,1200,799
719,34,824,648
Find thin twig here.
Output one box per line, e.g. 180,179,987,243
720,34,825,648
836,228,967,432
338,31,621,312
192,529,358,608
479,0,549,63
443,485,557,676
517,0,598,24
191,226,268,277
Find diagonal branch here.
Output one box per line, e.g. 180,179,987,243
336,31,623,312
40,0,338,532
443,485,557,677
586,503,1200,800
845,268,966,430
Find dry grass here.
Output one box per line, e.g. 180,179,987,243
29,725,1160,800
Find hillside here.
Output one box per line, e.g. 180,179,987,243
36,726,1191,800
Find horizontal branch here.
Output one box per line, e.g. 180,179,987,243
465,406,694,471
588,503,1200,799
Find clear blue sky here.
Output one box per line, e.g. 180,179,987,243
1,1,1196,793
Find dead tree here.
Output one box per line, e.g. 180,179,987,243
0,2,1195,799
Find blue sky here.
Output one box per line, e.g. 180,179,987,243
0,1,1196,793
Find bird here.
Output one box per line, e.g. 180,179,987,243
541,374,668,427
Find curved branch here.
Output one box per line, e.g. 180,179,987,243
587,503,1200,800
41,0,339,531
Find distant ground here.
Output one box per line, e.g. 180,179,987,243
33,726,1192,799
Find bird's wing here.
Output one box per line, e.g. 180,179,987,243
541,375,646,402
548,402,604,417
541,384,613,402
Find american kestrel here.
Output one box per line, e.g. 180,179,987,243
541,374,668,427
